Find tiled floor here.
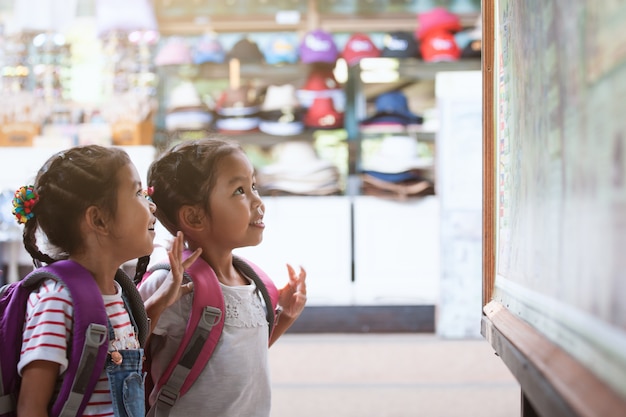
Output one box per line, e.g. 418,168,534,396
269,333,520,417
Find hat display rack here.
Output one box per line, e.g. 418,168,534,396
147,4,481,196
0,1,480,197
338,5,481,199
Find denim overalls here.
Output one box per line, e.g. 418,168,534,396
105,292,145,417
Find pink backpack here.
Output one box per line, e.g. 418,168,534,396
140,253,279,417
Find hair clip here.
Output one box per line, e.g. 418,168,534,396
143,186,154,203
12,185,39,224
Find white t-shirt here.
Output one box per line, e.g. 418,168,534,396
139,268,271,417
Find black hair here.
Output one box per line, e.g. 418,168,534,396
23,145,149,282
147,138,244,236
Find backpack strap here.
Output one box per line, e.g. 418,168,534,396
147,253,224,417
232,255,280,337
115,269,149,348
145,253,278,417
41,261,110,417
0,260,109,417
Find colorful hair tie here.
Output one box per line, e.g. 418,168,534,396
12,185,39,224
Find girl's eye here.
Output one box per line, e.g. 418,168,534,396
252,183,259,193
234,187,245,195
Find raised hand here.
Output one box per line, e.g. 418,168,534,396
162,231,202,307
278,264,307,320
143,231,201,331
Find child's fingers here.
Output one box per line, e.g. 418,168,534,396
285,264,307,294
167,232,184,263
182,282,194,295
182,247,202,268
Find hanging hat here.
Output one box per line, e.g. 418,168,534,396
215,85,261,133
304,97,344,129
165,82,212,131
167,81,204,110
361,91,423,126
193,34,225,64
264,35,299,65
215,86,261,117
381,31,418,59
459,14,482,59
297,67,345,110
258,141,341,195
215,115,260,133
227,37,264,64
361,135,434,174
155,37,192,66
165,111,213,132
361,172,433,198
259,84,305,136
342,33,380,66
461,39,481,59
299,30,339,64
416,7,462,41
420,30,461,62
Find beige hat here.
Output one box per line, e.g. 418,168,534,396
257,140,341,195
167,82,204,110
261,84,299,112
361,136,433,174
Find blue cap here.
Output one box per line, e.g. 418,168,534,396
193,34,225,64
362,91,423,125
264,36,299,65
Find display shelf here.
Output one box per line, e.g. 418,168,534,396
157,62,309,85
154,1,480,35
360,124,436,141
318,12,480,33
358,58,482,98
160,128,317,149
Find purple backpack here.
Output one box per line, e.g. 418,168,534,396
0,260,148,417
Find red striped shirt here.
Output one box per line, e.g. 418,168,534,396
19,278,140,416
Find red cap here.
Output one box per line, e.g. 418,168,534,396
420,30,460,62
304,97,344,129
301,68,340,92
342,33,380,66
416,7,462,40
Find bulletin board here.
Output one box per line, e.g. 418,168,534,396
481,1,626,416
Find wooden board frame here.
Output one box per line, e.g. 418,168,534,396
481,1,626,416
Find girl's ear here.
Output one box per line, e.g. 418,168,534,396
178,205,206,231
84,205,109,234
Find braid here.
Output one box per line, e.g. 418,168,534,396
133,255,151,285
26,145,130,259
22,217,56,265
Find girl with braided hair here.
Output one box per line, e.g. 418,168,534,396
139,137,307,417
13,145,199,417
